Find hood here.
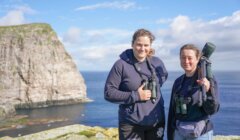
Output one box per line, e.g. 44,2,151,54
119,49,137,65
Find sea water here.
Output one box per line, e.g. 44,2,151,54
0,71,239,137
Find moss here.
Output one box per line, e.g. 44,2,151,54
78,130,96,137
0,23,60,48
48,133,74,140
0,23,55,37
0,117,28,127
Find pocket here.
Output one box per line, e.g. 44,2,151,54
176,120,206,138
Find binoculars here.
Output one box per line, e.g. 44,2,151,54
175,95,191,116
143,79,157,103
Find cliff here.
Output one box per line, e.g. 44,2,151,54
0,23,88,119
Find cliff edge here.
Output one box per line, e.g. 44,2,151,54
0,124,239,140
0,23,88,119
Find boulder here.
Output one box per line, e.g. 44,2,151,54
0,124,118,140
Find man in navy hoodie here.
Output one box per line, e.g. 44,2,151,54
104,29,168,140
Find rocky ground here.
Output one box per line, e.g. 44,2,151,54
0,123,239,140
0,115,239,140
0,124,118,140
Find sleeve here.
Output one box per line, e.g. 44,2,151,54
167,82,176,140
154,58,168,87
104,61,140,104
202,75,220,115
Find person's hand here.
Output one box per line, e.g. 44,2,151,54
137,83,151,101
197,77,210,92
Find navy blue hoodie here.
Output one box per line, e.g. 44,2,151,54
167,72,220,140
104,49,168,126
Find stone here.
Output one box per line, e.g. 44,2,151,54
57,134,89,140
0,124,238,140
0,104,16,120
214,135,240,140
0,23,88,119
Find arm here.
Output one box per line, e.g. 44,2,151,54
202,76,220,115
104,61,141,104
167,83,177,140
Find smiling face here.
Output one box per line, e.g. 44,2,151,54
132,36,151,62
180,49,200,76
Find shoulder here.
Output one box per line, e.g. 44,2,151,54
112,59,125,70
111,58,132,74
175,74,185,83
150,56,168,75
173,74,185,88
150,56,165,66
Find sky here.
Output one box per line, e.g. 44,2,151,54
0,0,240,72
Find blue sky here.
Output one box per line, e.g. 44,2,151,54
0,0,240,71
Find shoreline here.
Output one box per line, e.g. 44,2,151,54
0,97,92,121
14,98,93,109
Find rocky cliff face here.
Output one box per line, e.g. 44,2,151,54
0,23,87,110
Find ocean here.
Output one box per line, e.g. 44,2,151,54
0,71,240,137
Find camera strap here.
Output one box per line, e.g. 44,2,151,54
146,57,157,81
133,57,156,81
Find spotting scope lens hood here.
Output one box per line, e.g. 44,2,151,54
202,42,216,59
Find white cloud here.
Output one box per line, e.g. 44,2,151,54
156,18,172,24
15,5,36,14
61,28,132,71
165,10,240,49
86,29,131,37
209,11,240,26
62,28,132,48
0,10,25,25
69,43,130,71
75,1,137,11
63,27,81,44
0,5,35,26
62,10,240,71
154,10,240,71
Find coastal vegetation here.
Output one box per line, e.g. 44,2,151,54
0,123,239,140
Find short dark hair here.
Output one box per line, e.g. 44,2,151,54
131,29,155,46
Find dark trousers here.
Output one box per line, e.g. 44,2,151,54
119,122,164,140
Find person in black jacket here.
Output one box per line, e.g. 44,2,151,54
104,29,168,140
167,44,220,140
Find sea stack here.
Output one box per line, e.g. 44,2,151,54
0,23,88,119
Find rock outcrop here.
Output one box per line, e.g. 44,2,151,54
0,124,238,140
0,124,118,140
0,23,87,119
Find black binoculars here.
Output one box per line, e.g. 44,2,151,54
142,79,157,102
175,95,191,116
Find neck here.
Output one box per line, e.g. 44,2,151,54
133,54,146,62
185,70,196,77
